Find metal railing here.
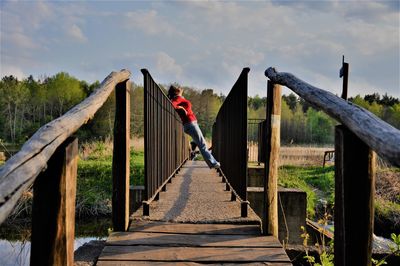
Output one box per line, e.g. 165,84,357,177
248,118,264,163
212,67,249,217
141,69,189,215
258,120,267,164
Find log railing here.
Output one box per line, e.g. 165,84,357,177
141,69,189,216
0,69,131,265
264,67,400,265
212,67,249,217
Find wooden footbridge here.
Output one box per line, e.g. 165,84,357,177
0,66,399,266
97,161,290,265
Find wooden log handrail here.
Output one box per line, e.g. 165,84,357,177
0,69,131,224
265,67,400,167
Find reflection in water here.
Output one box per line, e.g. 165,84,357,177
0,240,30,266
0,237,104,266
0,217,110,266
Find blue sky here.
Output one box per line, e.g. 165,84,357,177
1,0,399,97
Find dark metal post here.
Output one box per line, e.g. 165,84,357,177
340,55,349,100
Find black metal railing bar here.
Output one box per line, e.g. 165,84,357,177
213,67,249,216
141,69,189,215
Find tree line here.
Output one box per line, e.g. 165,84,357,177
248,92,400,145
0,72,398,146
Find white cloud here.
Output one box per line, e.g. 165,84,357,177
125,9,196,42
0,65,26,80
155,52,183,79
7,32,39,50
224,47,265,66
66,24,88,43
0,1,398,98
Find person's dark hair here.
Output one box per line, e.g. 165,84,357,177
168,85,182,99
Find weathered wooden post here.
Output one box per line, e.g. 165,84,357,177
31,137,78,266
263,80,281,236
112,79,131,231
335,125,376,266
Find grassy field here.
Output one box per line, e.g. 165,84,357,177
76,139,144,218
273,146,400,237
278,165,334,218
2,140,399,237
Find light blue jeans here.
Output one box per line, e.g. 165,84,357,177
183,121,219,167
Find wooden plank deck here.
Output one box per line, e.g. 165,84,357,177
97,222,291,265
97,161,292,265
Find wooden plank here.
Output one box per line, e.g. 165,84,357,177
106,232,282,248
30,137,78,266
97,261,292,266
265,67,400,167
0,69,131,224
112,80,131,231
334,125,375,266
98,246,290,262
263,81,281,237
129,222,261,235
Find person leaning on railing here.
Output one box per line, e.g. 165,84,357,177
168,85,220,169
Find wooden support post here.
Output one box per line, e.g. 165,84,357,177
143,202,149,216
231,191,236,201
30,137,78,266
162,185,167,192
112,80,131,231
263,81,281,236
241,201,249,217
334,125,375,266
154,192,160,201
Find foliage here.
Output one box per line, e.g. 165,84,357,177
76,144,144,218
1,71,399,147
182,86,223,138
372,233,400,265
249,92,400,145
278,165,335,218
301,218,334,266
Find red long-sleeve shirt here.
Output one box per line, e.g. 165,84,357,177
170,96,197,125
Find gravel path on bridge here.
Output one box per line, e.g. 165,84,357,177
131,161,260,224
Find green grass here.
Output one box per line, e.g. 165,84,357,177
76,150,144,217
278,165,335,218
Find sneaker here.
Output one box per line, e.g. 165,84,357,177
212,162,221,169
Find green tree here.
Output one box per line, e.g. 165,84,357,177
131,84,144,137
283,93,298,112
46,72,85,117
307,109,335,144
0,76,29,142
